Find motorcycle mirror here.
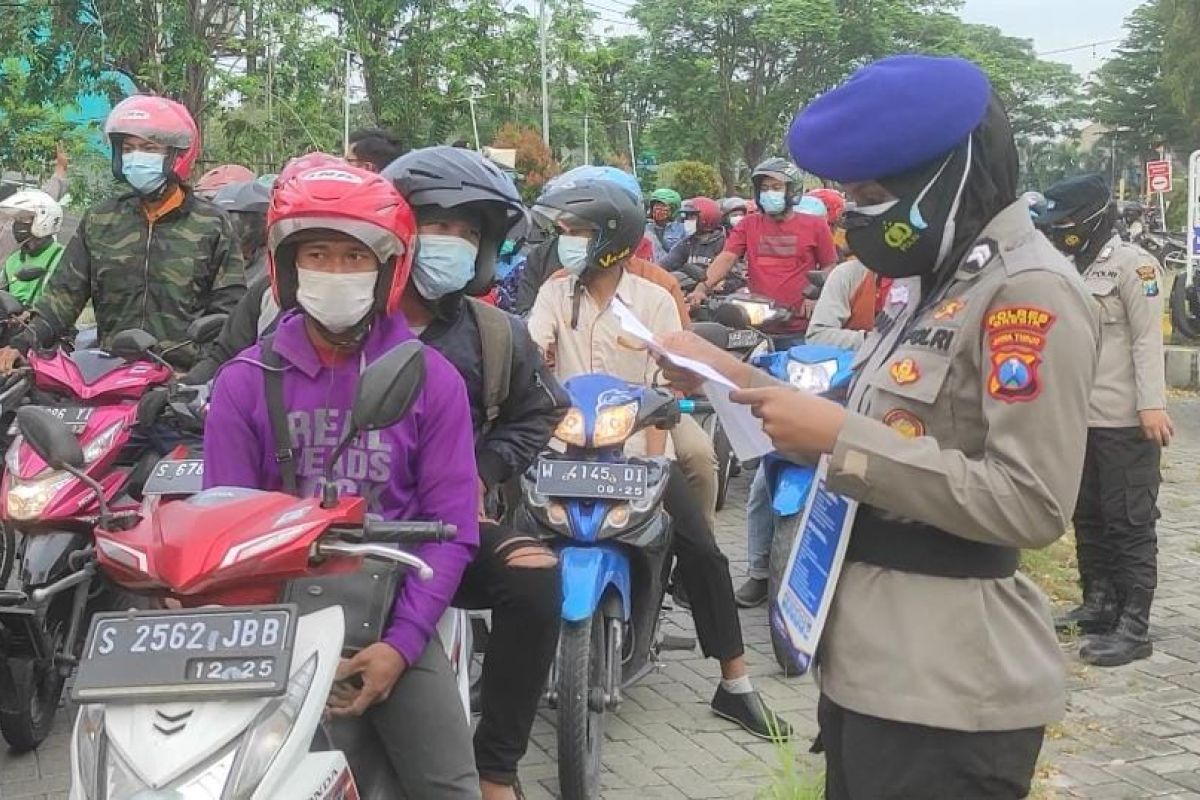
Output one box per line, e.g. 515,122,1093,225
319,341,426,508
351,341,427,432
137,387,171,428
109,328,159,361
13,265,46,283
0,291,23,318
186,314,227,346
15,406,84,470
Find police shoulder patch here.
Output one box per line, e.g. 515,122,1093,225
987,349,1043,403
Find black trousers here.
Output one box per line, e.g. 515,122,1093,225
453,522,561,786
663,462,744,662
817,695,1045,800
1073,427,1161,590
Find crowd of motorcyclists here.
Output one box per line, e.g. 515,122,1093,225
0,50,1181,800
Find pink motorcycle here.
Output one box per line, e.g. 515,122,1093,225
0,315,224,751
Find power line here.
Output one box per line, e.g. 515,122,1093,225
1036,38,1122,57
582,0,633,15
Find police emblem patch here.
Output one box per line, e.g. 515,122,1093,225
889,357,920,385
883,409,925,438
988,350,1042,403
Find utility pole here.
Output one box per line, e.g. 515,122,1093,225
463,92,489,151
625,119,636,175
539,0,550,147
583,113,590,165
343,49,353,157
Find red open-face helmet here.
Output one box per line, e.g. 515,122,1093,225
266,160,417,316
105,95,200,183
807,188,846,225
681,197,722,232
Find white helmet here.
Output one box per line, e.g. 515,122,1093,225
0,190,64,239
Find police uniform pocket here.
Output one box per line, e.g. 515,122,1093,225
868,349,952,406
1086,277,1126,326
1124,467,1161,526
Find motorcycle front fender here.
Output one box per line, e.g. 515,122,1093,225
560,546,631,623
20,530,90,587
768,460,815,518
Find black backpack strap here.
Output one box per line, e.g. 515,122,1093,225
260,335,297,494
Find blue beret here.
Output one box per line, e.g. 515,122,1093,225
787,55,991,183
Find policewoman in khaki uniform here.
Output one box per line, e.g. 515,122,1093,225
658,55,1099,799
1037,174,1173,667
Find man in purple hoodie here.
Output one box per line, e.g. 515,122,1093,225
203,163,481,797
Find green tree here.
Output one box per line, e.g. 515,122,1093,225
656,160,723,199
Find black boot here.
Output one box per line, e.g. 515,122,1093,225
1054,575,1119,635
1079,585,1153,667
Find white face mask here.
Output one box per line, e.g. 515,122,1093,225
557,235,591,276
727,213,745,227
683,219,698,236
296,268,377,333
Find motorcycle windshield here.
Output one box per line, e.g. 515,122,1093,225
69,349,131,385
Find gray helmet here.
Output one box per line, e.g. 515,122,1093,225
532,180,644,275
751,158,802,205
212,180,271,215
382,146,526,294
719,196,748,217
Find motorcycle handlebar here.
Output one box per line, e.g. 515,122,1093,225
365,519,458,545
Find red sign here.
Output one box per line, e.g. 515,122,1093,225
1147,160,1173,193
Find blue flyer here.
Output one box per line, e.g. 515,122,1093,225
771,456,857,673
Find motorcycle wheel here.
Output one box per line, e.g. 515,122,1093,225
0,603,68,751
556,614,606,800
768,514,803,677
1171,275,1200,341
0,524,15,589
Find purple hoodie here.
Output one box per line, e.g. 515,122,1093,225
203,310,480,665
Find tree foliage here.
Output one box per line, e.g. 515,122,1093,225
493,123,559,202
656,161,723,199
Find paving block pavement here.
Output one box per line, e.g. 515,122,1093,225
6,398,1200,798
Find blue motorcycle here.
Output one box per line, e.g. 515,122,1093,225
516,374,679,800
751,344,856,675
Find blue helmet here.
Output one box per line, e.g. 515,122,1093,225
543,165,642,204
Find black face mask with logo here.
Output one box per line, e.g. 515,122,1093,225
844,140,973,280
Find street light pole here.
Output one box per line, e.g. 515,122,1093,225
625,119,636,174
583,113,590,165
466,92,486,151
539,0,550,148
343,49,352,157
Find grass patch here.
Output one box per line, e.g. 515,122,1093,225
757,735,824,800
1022,531,1080,606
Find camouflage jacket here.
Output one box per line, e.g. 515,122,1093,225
31,189,246,368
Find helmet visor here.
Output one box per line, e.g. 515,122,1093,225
530,204,600,236
269,216,405,265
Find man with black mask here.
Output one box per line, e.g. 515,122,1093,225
651,55,1100,798
1037,174,1171,668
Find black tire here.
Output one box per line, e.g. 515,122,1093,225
1171,274,1200,342
0,604,67,752
768,514,803,676
713,422,733,512
556,614,606,800
0,524,15,589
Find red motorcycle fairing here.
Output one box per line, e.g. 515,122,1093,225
28,349,171,403
95,489,368,604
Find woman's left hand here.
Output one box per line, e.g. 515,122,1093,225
730,385,848,461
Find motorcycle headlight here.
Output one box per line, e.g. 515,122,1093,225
5,436,21,474
74,704,105,799
6,469,74,520
554,408,586,447
593,402,637,447
732,299,774,326
786,359,839,394
225,652,318,799
82,421,123,464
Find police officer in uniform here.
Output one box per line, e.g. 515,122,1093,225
657,55,1099,799
1037,174,1172,667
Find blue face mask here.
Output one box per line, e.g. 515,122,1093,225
412,234,479,300
759,190,787,215
557,235,591,276
121,151,168,195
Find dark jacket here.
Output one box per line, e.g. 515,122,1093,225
28,188,245,367
186,286,569,489
515,237,558,316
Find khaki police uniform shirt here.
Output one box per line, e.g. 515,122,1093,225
527,268,682,457
1081,235,1166,427
815,200,1100,731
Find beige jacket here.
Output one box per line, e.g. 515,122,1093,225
1081,235,1166,427
816,200,1100,731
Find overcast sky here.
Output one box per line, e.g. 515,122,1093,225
960,0,1142,77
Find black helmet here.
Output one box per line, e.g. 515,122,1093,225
532,179,643,274
751,157,802,207
382,146,525,294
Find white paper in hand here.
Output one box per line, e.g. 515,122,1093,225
610,298,772,460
